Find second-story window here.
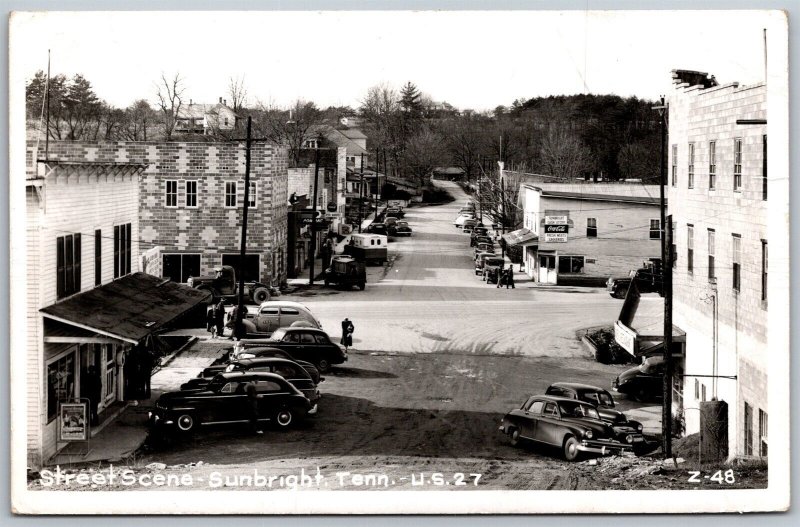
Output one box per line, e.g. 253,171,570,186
687,143,695,188
687,224,694,273
734,138,743,191
649,219,660,240
761,240,768,303
762,135,768,200
185,180,197,207
225,181,237,208
114,223,131,279
707,229,716,282
671,144,677,186
94,229,101,286
732,234,741,291
248,181,257,208
165,180,178,207
708,141,716,190
586,218,597,238
56,233,81,299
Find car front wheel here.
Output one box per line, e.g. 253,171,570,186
251,287,270,304
508,427,520,447
274,408,293,429
176,413,196,434
563,435,580,461
317,359,331,373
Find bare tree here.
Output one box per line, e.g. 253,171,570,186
228,75,248,129
539,125,592,180
253,99,325,167
121,99,156,141
477,168,525,230
402,127,448,187
155,72,185,141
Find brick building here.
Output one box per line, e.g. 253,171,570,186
39,140,289,286
667,70,770,459
23,141,208,469
511,182,662,285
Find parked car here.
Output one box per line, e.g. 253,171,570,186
385,207,405,219
474,252,496,274
366,223,388,236
482,257,506,282
187,265,273,304
384,217,399,228
390,220,412,237
471,234,493,248
613,356,665,401
229,345,322,384
545,383,643,431
498,395,646,460
324,255,366,290
149,372,312,434
238,327,347,372
474,242,495,259
233,301,321,337
454,214,475,228
344,233,388,265
606,260,663,299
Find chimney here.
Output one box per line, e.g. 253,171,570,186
219,97,222,103
224,99,227,106
189,99,193,105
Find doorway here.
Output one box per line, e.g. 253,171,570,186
539,255,557,284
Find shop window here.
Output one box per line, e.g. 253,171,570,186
744,402,754,456
57,233,82,299
162,253,201,283
47,353,76,423
558,255,585,274
222,254,260,283
759,409,768,457
113,223,131,279
586,218,597,238
105,346,115,399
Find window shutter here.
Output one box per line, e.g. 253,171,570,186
56,236,65,298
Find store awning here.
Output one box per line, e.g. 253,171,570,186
613,279,685,357
501,228,538,246
40,272,211,344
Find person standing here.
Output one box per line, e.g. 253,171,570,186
245,381,263,435
341,318,355,351
85,365,102,426
506,266,516,289
206,304,216,338
214,299,226,338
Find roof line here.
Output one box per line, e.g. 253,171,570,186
40,313,139,344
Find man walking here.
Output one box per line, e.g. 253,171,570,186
214,299,226,338
245,381,263,435
506,266,516,289
341,318,355,351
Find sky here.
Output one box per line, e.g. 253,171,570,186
10,10,779,111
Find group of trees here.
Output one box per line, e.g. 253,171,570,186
26,71,660,186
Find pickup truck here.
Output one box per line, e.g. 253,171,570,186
606,261,663,299
187,265,274,304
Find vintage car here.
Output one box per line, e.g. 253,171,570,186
366,222,388,236
343,234,388,265
324,255,366,290
606,259,663,299
482,256,506,282
613,356,665,401
384,216,399,228
389,220,412,237
149,372,312,434
498,395,646,460
545,383,643,431
474,252,496,274
470,234,493,248
228,345,321,383
241,327,348,372
454,213,475,228
232,301,321,337
385,207,405,219
474,242,495,259
187,265,274,304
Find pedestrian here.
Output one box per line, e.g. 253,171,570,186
506,266,515,289
496,266,504,288
84,365,102,426
206,304,216,338
245,381,263,435
341,317,355,351
214,299,226,338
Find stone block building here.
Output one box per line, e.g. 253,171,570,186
667,70,771,459
39,140,289,286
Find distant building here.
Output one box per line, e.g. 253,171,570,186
667,69,771,459
175,98,238,135
432,167,466,181
510,182,662,285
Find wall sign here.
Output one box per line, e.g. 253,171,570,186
59,402,88,442
544,210,570,242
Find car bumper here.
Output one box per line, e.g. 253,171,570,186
147,411,175,428
577,438,638,455
308,404,319,415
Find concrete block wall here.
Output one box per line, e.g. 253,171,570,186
668,79,768,458
41,141,289,285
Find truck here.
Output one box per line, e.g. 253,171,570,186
187,265,274,304
324,255,367,290
606,259,663,299
343,233,388,265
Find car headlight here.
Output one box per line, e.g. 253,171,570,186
584,430,593,439
187,278,194,286
626,434,633,443
637,423,643,432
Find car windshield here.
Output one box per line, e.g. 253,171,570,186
270,328,287,341
558,401,601,419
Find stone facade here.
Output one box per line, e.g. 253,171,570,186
667,72,769,458
40,140,289,285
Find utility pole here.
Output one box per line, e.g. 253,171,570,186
234,116,253,339
358,154,365,233
499,160,505,259
654,96,668,295
663,214,674,457
44,49,51,161
308,136,322,285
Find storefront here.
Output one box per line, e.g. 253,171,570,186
38,272,210,462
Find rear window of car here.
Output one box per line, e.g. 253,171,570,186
260,307,279,315
220,382,240,394
283,332,301,343
281,308,300,315
487,258,505,266
300,333,316,344
255,380,283,393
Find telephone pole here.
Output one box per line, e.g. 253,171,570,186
663,214,674,457
234,116,253,339
308,136,322,285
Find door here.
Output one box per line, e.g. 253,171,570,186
295,331,318,362
208,381,247,423
520,399,544,439
536,402,562,445
256,306,280,334
538,255,557,284
104,344,117,405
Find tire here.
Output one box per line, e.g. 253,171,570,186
251,287,270,304
634,388,649,403
563,435,580,461
176,413,196,434
274,408,294,429
358,282,366,291
317,359,331,373
508,427,520,447
324,278,330,286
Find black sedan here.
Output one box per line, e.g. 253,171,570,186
499,395,646,460
545,382,643,432
181,358,321,406
389,221,412,236
214,345,322,384
149,372,311,434
613,356,665,401
244,327,347,372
